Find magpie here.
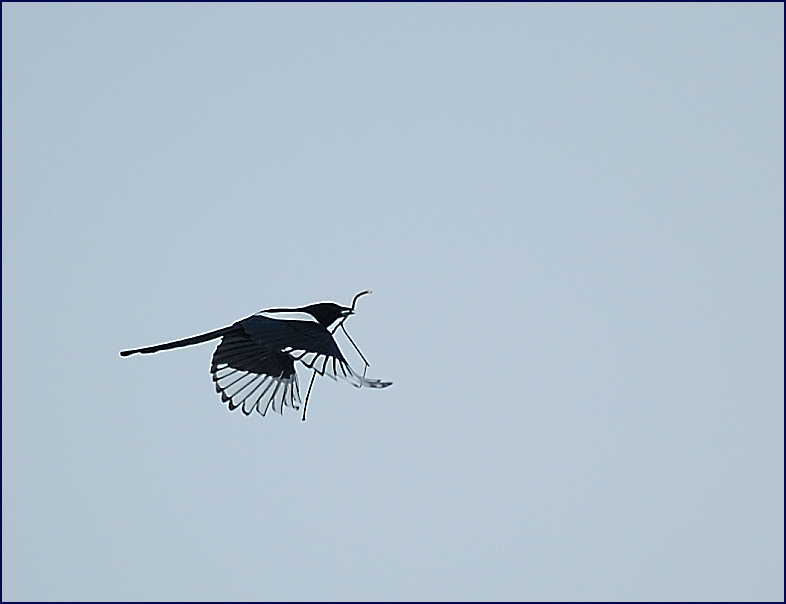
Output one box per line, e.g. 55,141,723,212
120,291,392,420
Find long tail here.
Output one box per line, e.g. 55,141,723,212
120,326,237,356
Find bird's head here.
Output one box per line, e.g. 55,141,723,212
299,302,353,328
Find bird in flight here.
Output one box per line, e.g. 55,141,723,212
120,291,392,420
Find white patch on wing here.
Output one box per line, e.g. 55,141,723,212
254,310,319,323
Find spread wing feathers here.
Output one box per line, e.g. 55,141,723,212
286,348,392,389
240,315,391,389
210,333,300,416
232,314,392,391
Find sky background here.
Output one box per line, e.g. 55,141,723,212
2,3,783,601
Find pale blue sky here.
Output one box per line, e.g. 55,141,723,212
3,3,783,601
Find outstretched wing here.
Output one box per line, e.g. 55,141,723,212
240,315,392,389
287,347,392,388
210,332,300,416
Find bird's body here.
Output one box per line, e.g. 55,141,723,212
120,294,392,419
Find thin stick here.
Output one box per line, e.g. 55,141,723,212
301,369,318,421
333,290,372,375
341,324,370,375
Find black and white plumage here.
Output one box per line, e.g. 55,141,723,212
120,292,392,419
